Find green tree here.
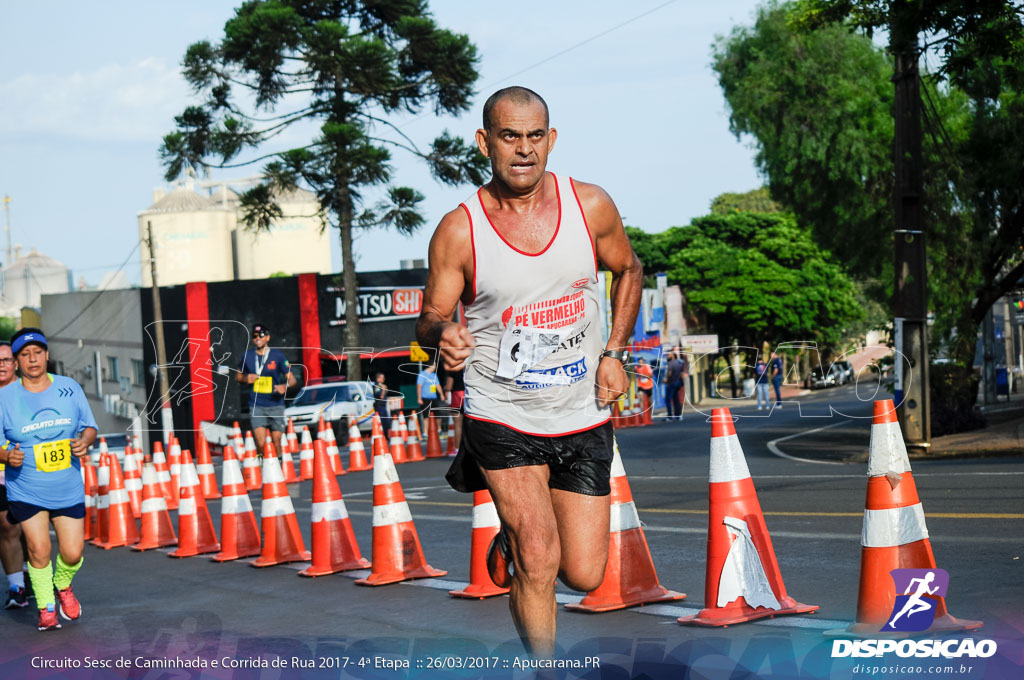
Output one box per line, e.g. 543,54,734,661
713,1,1024,367
0,317,16,342
161,0,486,379
709,187,783,215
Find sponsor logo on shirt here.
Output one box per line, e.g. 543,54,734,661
514,358,588,390
501,290,586,330
21,409,73,441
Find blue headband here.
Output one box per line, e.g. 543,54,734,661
12,331,47,355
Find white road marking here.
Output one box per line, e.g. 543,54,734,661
767,421,852,465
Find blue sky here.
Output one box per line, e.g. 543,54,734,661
0,0,764,286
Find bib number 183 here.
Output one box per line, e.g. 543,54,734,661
34,439,72,473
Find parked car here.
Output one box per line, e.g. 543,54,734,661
834,360,854,384
285,380,375,435
810,364,844,389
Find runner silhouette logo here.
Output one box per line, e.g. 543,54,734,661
882,568,950,632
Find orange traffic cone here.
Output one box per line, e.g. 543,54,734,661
404,414,425,462
354,440,446,586
323,425,345,475
152,441,177,510
611,400,622,429
285,418,298,454
445,417,457,455
281,443,299,484
826,400,982,637
170,450,220,557
370,412,389,458
449,490,509,599
389,416,408,464
641,392,653,426
96,453,140,549
566,438,685,611
122,445,143,519
679,408,817,626
83,457,98,541
425,416,444,458
195,435,221,500
251,443,310,567
299,440,370,577
299,427,316,480
133,462,178,551
91,452,110,546
242,431,262,491
168,437,183,509
347,419,372,472
212,446,261,562
231,421,245,456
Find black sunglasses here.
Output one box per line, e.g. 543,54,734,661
253,332,268,338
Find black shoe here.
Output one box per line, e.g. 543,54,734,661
486,528,513,588
5,587,28,609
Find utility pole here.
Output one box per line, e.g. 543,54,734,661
145,220,174,444
891,8,931,449
2,195,10,297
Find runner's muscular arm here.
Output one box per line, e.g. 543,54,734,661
573,180,643,407
416,207,477,372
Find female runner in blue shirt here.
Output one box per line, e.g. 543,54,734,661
0,328,97,631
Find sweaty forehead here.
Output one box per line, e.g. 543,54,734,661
490,98,548,130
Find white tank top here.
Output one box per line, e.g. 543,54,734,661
461,173,610,436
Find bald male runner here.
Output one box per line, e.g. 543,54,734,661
417,86,642,656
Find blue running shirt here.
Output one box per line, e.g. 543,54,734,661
0,374,98,508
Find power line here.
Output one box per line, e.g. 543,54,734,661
395,0,681,131
49,240,141,338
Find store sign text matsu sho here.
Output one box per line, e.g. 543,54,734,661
328,286,424,326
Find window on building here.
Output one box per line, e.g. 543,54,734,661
107,356,119,382
132,359,146,386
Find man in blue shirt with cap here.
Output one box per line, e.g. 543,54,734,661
236,323,295,457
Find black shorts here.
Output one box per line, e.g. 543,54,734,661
0,484,7,512
5,500,86,524
446,418,614,497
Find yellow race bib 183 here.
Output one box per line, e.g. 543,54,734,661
254,376,274,394
34,439,72,473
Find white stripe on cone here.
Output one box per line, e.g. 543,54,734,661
178,497,197,516
709,434,750,483
262,495,296,518
862,503,929,548
311,500,350,523
108,489,130,505
373,501,414,526
373,455,400,484
609,501,642,532
141,497,168,513
867,420,912,477
222,461,245,486
221,494,254,515
717,516,781,610
471,501,500,529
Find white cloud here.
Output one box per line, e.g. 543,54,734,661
0,58,188,142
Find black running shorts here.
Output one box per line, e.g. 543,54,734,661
445,417,613,496
0,483,7,512
5,500,86,524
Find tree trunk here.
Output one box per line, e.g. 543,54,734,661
338,183,361,381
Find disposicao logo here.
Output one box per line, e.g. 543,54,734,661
831,568,997,659
883,568,949,632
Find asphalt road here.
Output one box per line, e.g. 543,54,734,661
2,385,1021,679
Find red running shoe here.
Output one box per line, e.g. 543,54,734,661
55,586,81,621
38,605,62,631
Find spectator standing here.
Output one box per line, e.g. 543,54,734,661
441,366,465,457
770,351,784,408
754,356,770,410
416,363,445,424
664,352,685,421
636,357,654,405
371,372,391,435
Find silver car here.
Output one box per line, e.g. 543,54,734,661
284,380,376,434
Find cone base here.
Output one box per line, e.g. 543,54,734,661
250,551,311,568
678,600,818,627
169,543,221,558
354,566,447,587
203,491,222,499
298,557,371,577
565,587,686,613
449,584,510,599
94,539,137,550
348,462,372,471
824,613,984,639
211,546,262,562
132,538,178,551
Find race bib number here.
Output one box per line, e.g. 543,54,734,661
496,325,571,380
34,439,72,473
429,384,437,394
254,376,274,394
